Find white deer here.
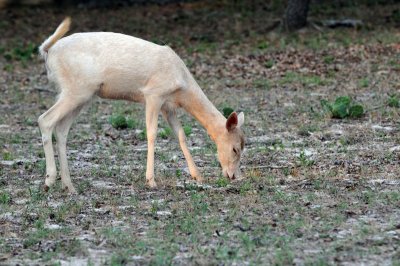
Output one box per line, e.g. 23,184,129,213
38,18,245,193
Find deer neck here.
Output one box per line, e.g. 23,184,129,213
179,81,226,142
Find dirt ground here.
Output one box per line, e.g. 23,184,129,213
1,1,400,265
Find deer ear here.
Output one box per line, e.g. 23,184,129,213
237,112,244,128
226,112,238,131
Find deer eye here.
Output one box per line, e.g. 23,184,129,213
233,147,238,155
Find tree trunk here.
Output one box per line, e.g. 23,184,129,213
283,0,310,31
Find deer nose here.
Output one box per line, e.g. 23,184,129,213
227,169,236,180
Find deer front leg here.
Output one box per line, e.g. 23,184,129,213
161,105,203,183
145,97,163,188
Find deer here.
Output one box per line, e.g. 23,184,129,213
38,17,245,194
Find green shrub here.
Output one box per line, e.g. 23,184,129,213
321,96,364,119
222,107,234,118
109,115,137,129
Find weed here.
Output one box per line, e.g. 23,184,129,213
253,78,270,89
102,227,134,248
388,95,399,108
321,96,364,119
323,55,335,64
239,181,252,194
222,107,234,118
273,238,294,265
389,59,400,70
159,127,172,139
257,41,269,50
109,115,137,129
265,60,274,68
22,220,65,248
0,191,11,204
358,78,370,88
183,125,192,137
2,151,13,160
188,41,217,53
298,150,314,167
3,42,37,63
215,177,229,187
28,186,46,203
280,72,326,87
138,129,147,141
298,124,318,137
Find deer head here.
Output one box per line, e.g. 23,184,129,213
215,112,245,180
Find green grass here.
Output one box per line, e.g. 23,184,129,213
388,95,399,108
280,72,327,87
3,42,37,63
158,127,173,139
0,191,11,204
109,115,137,129
358,78,370,88
253,78,270,89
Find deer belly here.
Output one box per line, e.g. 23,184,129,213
97,82,144,103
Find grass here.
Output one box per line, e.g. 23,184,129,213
280,72,328,87
3,42,37,63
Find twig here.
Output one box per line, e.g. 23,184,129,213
246,164,293,170
365,105,385,112
33,86,54,93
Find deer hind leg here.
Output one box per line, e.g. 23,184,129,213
38,93,91,192
55,104,85,193
161,103,203,183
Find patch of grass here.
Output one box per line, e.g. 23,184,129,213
23,220,68,248
323,55,335,64
188,41,217,53
321,96,364,119
3,42,37,63
273,238,294,265
389,59,400,70
0,191,11,204
298,124,319,137
28,186,46,203
298,150,314,167
257,40,269,50
253,78,270,89
280,72,326,87
159,127,173,139
54,201,83,223
239,180,253,194
215,177,229,187
388,95,399,108
264,60,274,68
138,129,147,141
109,115,137,129
183,125,192,137
2,151,13,160
358,78,370,88
101,227,135,248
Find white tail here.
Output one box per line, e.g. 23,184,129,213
38,18,245,193
39,17,71,57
